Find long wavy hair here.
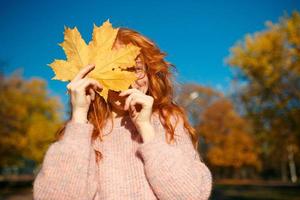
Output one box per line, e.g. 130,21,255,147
56,27,199,163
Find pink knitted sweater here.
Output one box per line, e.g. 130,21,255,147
33,114,212,199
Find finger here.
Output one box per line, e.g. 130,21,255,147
73,77,103,91
92,82,103,92
66,82,74,92
119,88,141,97
124,93,142,109
86,78,103,90
120,88,141,96
77,78,103,92
129,104,137,118
125,93,148,111
130,99,137,112
89,88,95,100
69,78,85,89
68,69,96,91
66,83,71,90
86,94,91,102
73,64,95,82
124,95,134,110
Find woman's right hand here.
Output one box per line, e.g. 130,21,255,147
66,64,103,124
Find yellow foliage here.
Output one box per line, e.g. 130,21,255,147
0,72,63,166
227,11,300,87
226,12,300,166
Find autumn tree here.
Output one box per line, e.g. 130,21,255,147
0,70,63,169
198,98,260,179
226,11,300,182
175,83,223,126
175,84,223,158
176,84,259,178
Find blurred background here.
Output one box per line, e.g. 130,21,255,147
0,0,299,199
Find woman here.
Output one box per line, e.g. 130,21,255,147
33,27,212,200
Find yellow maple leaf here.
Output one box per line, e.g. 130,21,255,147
48,19,141,101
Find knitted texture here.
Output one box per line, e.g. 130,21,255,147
33,114,212,200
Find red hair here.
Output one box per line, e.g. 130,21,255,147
56,27,199,163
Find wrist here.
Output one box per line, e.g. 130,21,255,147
137,122,155,143
135,120,152,131
71,110,88,124
71,117,88,124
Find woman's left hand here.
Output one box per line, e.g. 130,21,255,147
119,89,154,130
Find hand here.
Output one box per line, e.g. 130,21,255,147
119,89,154,130
67,64,103,123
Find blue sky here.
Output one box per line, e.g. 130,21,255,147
0,0,298,119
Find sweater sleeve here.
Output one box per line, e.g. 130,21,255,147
136,116,212,200
33,121,99,200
